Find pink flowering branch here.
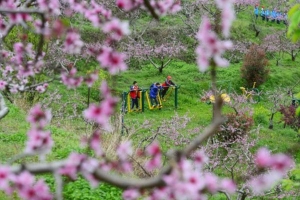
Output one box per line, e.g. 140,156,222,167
8,114,223,189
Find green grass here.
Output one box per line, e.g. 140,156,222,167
1,2,300,199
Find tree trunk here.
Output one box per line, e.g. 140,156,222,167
276,59,279,66
158,62,163,73
269,113,275,129
255,30,260,37
292,50,296,61
0,93,9,120
237,192,248,200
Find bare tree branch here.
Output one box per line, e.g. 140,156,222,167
0,93,9,120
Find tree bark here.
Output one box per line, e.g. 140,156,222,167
291,50,296,61
269,113,275,129
0,93,9,120
159,61,163,73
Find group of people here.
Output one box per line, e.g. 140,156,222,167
254,5,288,25
129,76,176,110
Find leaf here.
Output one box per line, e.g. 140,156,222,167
282,179,294,191
291,30,300,43
296,107,300,117
288,4,300,19
287,7,300,40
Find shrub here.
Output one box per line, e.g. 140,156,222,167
217,112,254,142
241,44,269,87
279,105,300,132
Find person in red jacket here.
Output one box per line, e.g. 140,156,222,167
161,75,176,100
130,81,140,110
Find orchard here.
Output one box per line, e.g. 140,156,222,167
0,0,300,200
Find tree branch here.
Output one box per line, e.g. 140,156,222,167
162,59,172,68
147,55,159,69
8,115,223,190
0,93,9,120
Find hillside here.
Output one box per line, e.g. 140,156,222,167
1,1,300,199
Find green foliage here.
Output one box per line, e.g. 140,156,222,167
288,4,300,42
63,177,122,200
241,44,269,87
254,106,269,125
3,26,41,50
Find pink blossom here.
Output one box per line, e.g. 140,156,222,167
255,148,272,168
33,19,51,35
9,84,18,93
82,172,99,188
97,46,127,74
123,188,140,200
18,64,35,77
61,68,83,88
120,161,133,173
117,141,133,161
193,150,209,167
215,0,235,37
83,81,118,129
32,180,53,200
145,154,162,171
150,0,182,16
204,173,219,193
63,31,84,54
0,80,7,90
270,153,293,173
27,104,51,128
59,153,86,179
25,128,54,154
12,171,35,190
220,178,236,194
90,130,103,157
84,71,98,87
0,166,13,194
195,17,232,72
81,158,100,187
146,141,161,156
51,19,65,37
116,0,143,11
37,0,61,15
102,18,130,41
36,84,47,93
27,104,52,128
249,171,282,194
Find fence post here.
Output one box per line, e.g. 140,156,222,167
142,89,146,112
175,86,178,109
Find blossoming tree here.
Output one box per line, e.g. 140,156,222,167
0,0,294,200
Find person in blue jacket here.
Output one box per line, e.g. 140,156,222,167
271,9,277,22
283,12,288,25
254,5,259,19
149,82,162,107
261,7,265,21
277,11,282,24
265,8,270,22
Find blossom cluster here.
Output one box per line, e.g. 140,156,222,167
0,168,53,200
83,81,118,130
26,104,53,155
195,0,236,72
0,44,46,93
249,148,294,194
123,148,236,200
